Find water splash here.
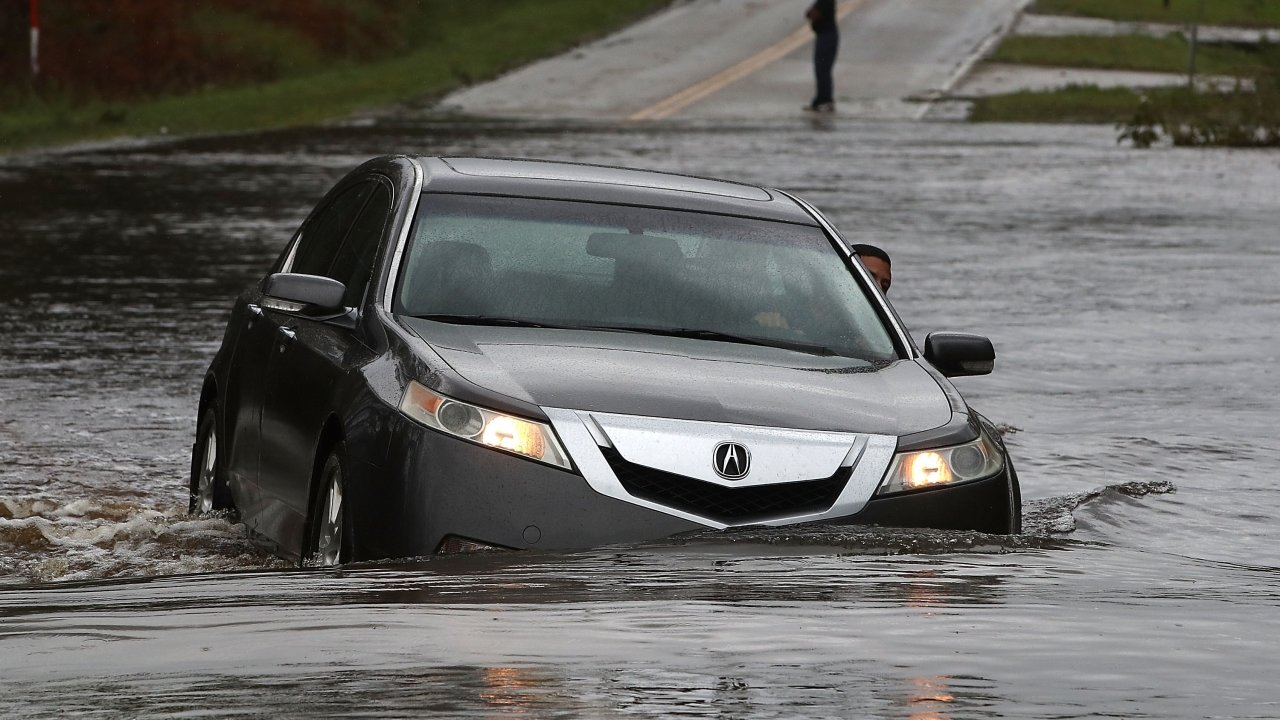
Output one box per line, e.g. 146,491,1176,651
1,480,1180,584
0,496,287,585
1022,480,1177,535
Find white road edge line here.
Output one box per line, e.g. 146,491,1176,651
917,0,1035,120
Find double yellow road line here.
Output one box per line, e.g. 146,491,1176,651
627,0,865,121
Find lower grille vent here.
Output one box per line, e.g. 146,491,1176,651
600,446,850,524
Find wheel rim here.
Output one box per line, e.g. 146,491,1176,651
315,464,344,567
195,423,217,514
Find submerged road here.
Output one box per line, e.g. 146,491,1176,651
2,118,1279,717
442,0,1031,120
3,2,1280,717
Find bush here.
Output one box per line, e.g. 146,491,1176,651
1117,78,1280,147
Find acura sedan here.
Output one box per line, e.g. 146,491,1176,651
189,156,1020,566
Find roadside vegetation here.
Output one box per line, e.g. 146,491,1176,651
0,0,669,154
1030,0,1280,28
969,85,1168,124
988,34,1278,77
970,0,1280,146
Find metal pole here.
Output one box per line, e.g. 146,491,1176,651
1187,0,1205,88
30,0,40,77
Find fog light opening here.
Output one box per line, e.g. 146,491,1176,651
435,535,513,556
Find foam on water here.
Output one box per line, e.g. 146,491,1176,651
0,496,288,585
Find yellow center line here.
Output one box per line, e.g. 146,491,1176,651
627,0,865,122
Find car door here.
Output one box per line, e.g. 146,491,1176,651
255,178,393,553
221,292,281,529
222,178,372,530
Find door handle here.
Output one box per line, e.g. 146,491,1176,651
277,327,297,352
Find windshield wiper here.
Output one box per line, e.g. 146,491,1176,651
410,316,840,356
617,326,839,356
411,314,560,329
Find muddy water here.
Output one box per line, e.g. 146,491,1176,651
1,117,1278,718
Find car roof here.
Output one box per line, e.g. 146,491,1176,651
411,156,819,225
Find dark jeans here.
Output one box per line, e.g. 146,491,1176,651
812,31,839,106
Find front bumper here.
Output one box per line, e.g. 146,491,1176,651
352,413,1018,560
844,466,1018,534
351,414,705,559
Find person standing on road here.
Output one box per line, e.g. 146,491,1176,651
806,0,839,112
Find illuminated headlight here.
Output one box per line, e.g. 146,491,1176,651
877,431,1005,495
399,381,572,470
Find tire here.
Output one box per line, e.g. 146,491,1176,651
306,446,353,567
1005,461,1023,535
975,412,1021,535
189,406,233,514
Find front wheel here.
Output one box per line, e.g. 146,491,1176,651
1005,461,1023,535
189,406,233,514
305,446,352,567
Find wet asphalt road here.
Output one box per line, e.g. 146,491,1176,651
443,0,1031,121
1,115,1279,718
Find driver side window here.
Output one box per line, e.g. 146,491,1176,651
332,184,391,308
288,181,374,277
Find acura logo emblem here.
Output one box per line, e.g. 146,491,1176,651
712,442,751,480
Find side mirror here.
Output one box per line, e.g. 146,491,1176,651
923,332,995,377
264,273,346,313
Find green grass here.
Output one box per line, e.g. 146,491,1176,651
988,34,1277,76
0,0,668,154
972,0,1280,142
1030,0,1280,28
970,83,1280,147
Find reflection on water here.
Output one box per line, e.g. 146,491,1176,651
2,535,1278,718
907,676,957,720
0,664,997,719
2,118,1280,718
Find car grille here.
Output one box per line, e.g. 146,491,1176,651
599,446,850,524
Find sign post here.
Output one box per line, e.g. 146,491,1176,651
1186,0,1205,87
30,0,40,77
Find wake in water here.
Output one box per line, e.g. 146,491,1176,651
1022,479,1177,535
0,480,1177,585
0,496,288,586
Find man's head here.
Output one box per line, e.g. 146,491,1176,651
851,243,892,294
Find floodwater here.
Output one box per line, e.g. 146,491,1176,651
1,116,1278,718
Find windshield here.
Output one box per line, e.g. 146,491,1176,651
395,194,899,362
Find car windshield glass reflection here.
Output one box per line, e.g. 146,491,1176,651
396,194,897,362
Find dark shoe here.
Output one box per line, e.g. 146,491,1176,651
804,101,836,112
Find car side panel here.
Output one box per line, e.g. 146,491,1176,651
219,293,274,528
255,311,367,559
243,163,402,558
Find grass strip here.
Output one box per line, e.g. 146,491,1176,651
1030,0,1280,28
988,34,1277,76
0,0,668,154
970,82,1280,148
968,84,1152,124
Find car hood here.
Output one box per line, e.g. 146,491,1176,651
401,320,954,436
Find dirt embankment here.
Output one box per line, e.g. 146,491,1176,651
2,1,415,101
